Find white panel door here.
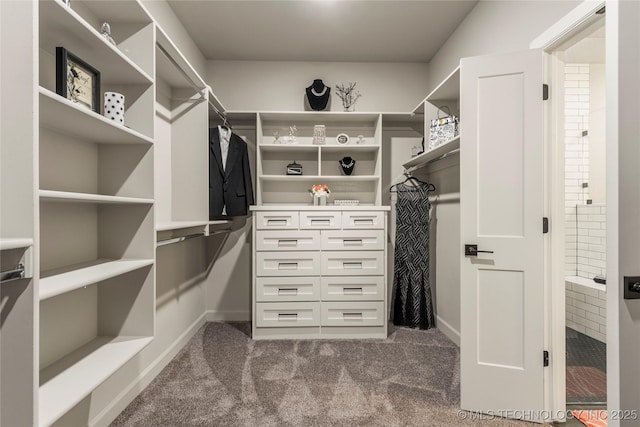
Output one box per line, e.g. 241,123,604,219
460,49,545,419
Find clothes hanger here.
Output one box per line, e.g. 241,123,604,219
389,172,436,193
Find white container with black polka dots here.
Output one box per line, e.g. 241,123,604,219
104,91,125,125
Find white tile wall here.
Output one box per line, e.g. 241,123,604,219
566,280,606,343
575,204,606,279
565,64,591,277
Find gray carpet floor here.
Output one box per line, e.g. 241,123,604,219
111,322,541,427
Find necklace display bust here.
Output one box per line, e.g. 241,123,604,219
305,79,331,111
339,156,356,176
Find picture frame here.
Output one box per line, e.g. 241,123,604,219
336,133,350,145
56,47,101,113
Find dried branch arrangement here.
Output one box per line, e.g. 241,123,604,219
335,82,362,111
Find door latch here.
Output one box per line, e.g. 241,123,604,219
624,276,640,299
464,244,494,256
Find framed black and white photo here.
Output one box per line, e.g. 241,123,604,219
56,47,100,113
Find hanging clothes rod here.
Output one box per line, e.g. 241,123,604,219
1,263,25,283
157,233,203,247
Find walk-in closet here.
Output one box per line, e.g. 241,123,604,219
2,1,639,426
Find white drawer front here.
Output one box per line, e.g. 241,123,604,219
321,276,385,301
256,211,299,229
320,229,385,251
299,211,341,229
321,302,385,327
342,212,385,229
256,302,320,327
256,252,320,277
256,277,320,302
256,230,320,252
321,251,384,276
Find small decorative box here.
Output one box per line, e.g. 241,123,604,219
286,161,303,175
333,199,360,206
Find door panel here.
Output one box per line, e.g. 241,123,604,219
461,49,544,419
478,73,525,237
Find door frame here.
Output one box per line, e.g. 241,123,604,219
530,0,606,419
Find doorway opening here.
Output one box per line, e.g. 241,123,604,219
555,16,607,412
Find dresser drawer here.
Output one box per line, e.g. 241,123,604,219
321,251,384,276
342,211,385,229
256,252,320,277
256,302,320,327
256,230,320,251
299,211,341,229
256,211,299,229
321,302,385,327
321,276,384,301
320,229,385,251
256,277,320,302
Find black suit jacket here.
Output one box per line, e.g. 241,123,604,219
209,127,254,218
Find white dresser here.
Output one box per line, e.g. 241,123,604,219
251,206,390,339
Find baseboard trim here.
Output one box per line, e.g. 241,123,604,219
436,315,460,346
91,312,207,427
206,310,250,322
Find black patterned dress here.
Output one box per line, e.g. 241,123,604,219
392,183,435,329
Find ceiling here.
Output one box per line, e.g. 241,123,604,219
167,0,478,63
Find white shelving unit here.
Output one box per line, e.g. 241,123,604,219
36,1,156,425
405,66,461,174
256,112,383,205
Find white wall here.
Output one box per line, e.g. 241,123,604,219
427,0,582,92
589,63,606,204
207,60,429,112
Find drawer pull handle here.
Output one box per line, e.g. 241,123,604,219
343,312,363,319
267,219,287,225
278,313,298,320
311,219,331,225
343,239,363,246
343,287,363,294
343,262,363,269
278,262,298,270
354,219,374,225
278,287,298,295
277,239,298,247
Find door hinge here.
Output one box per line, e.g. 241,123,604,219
543,84,549,101
543,217,549,234
543,350,549,367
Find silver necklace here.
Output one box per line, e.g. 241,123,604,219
311,86,328,97
340,159,355,168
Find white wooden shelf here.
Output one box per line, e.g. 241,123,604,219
320,145,380,152
155,221,209,232
259,111,381,124
39,0,153,85
259,144,319,152
39,88,153,145
39,335,153,427
402,136,460,171
0,238,34,251
39,189,153,204
39,259,154,301
208,220,234,234
259,175,380,182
